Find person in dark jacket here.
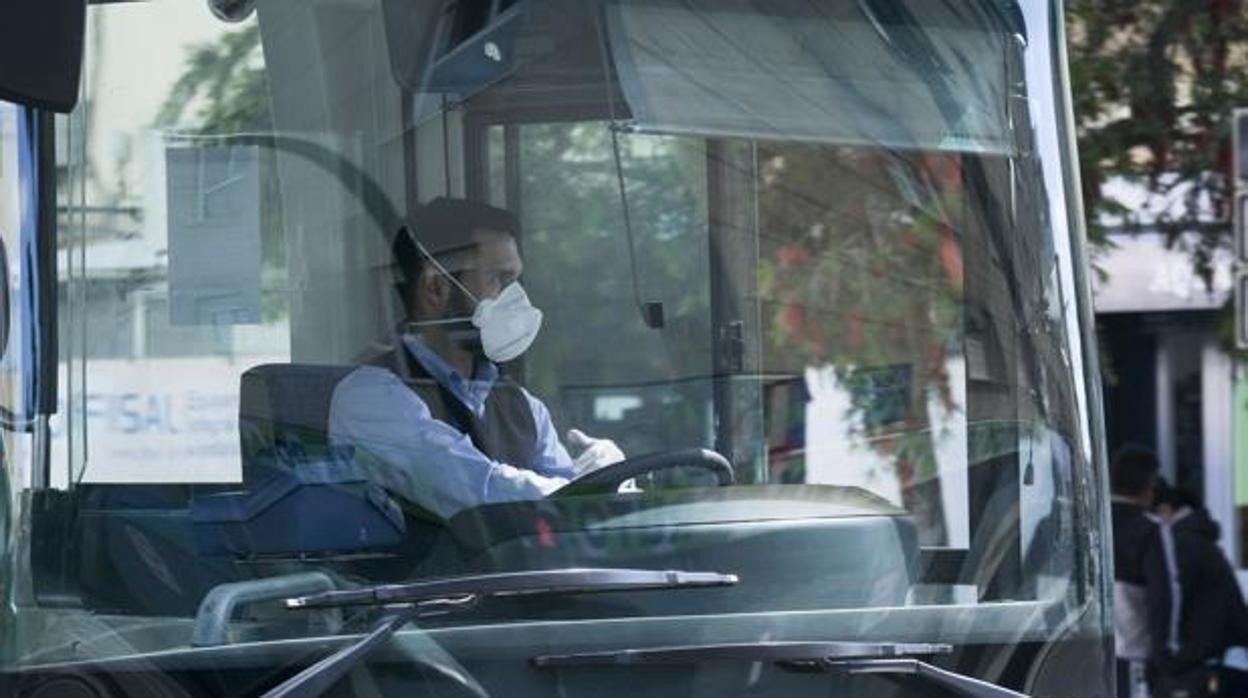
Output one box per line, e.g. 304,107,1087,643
1149,477,1248,696
1153,478,1221,542
1110,446,1172,698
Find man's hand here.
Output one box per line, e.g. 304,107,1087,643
566,429,625,475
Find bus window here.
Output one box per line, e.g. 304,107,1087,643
491,124,716,470
51,3,403,486
5,1,1111,696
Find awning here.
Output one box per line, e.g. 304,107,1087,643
1092,232,1232,314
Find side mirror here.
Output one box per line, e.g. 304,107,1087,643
0,0,87,113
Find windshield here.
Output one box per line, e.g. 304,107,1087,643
2,1,1110,696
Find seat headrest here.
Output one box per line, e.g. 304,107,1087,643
239,364,357,460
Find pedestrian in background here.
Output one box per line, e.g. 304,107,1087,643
1149,476,1248,696
1109,446,1170,698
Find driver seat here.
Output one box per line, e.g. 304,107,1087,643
190,364,408,558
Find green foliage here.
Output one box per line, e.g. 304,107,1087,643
155,24,270,133
1066,0,1248,283
517,124,714,455
756,147,966,421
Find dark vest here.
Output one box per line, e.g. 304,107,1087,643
363,344,540,469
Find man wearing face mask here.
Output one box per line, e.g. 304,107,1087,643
328,197,626,519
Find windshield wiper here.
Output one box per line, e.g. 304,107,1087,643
265,568,737,698
533,641,1027,698
285,567,734,609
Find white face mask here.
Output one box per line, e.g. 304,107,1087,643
470,280,543,363
403,230,543,363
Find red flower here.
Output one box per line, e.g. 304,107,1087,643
924,154,963,194
938,224,964,292
776,244,809,270
779,303,806,336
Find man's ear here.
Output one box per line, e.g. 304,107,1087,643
416,267,451,315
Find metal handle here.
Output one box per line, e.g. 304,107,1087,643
192,572,337,647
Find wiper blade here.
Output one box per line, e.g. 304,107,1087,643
285,567,736,609
533,641,1027,698
830,658,1027,698
532,640,950,665
266,569,736,698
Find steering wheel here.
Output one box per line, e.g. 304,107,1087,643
555,448,734,496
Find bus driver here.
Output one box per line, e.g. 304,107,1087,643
328,197,625,519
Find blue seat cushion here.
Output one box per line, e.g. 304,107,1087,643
191,453,405,556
